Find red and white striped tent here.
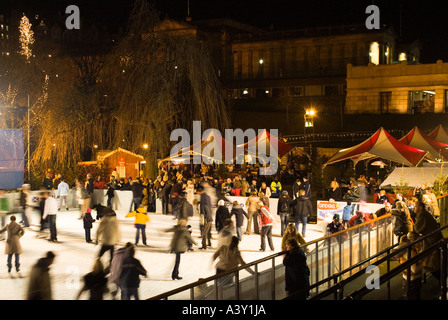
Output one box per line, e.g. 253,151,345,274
428,124,448,145
399,126,448,161
159,130,236,165
324,127,428,167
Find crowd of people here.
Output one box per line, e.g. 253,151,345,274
3,163,444,300
324,175,444,300
0,162,314,300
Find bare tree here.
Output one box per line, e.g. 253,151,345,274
106,0,230,176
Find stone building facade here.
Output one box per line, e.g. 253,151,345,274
345,60,448,114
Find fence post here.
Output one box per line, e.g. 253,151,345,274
440,242,447,300
255,264,259,300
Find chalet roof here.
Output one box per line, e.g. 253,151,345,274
96,148,144,162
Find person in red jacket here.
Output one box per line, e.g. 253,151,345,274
258,201,274,252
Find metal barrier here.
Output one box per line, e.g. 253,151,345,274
148,214,396,300
309,224,448,300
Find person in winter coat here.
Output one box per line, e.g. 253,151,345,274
283,238,310,300
343,181,361,202
245,191,260,235
270,178,282,198
119,245,147,300
76,258,108,300
394,232,423,300
83,208,95,243
26,251,56,300
172,192,193,222
0,215,24,274
281,223,306,252
328,180,343,201
109,242,134,299
342,201,353,228
57,178,70,211
376,189,389,204
215,200,230,233
229,201,249,241
326,214,346,243
199,187,213,250
424,188,440,220
167,219,197,280
125,205,150,246
258,201,274,252
217,219,236,248
212,236,254,284
391,201,413,238
414,199,443,280
96,212,121,267
291,189,313,237
20,184,32,228
277,191,292,236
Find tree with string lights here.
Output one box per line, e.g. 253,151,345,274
18,14,35,60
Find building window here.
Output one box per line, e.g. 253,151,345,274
289,86,304,96
240,88,251,98
255,88,270,98
369,42,380,65
399,52,407,61
379,91,392,113
324,85,340,96
409,90,435,114
272,88,285,98
445,90,448,113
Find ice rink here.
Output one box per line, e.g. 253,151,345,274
0,207,324,300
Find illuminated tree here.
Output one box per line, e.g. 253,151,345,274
19,15,35,60
107,0,230,176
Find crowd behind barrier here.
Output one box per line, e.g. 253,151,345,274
0,189,280,217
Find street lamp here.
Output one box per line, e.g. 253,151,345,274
304,108,316,128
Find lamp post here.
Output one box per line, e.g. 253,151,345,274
27,94,30,182
304,108,315,132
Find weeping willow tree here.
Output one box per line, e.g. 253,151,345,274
107,0,230,176
31,54,113,167
30,0,230,179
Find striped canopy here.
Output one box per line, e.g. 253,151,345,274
324,127,428,167
399,126,448,161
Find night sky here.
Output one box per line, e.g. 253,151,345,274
1,0,447,63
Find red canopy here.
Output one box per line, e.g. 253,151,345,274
160,130,235,164
324,127,427,167
399,126,448,161
428,124,448,145
238,129,302,159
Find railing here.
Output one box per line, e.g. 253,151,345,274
148,214,396,300
309,224,448,300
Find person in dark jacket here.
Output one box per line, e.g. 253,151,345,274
283,238,310,300
119,245,147,300
161,181,172,214
199,186,213,250
277,191,292,236
129,180,143,212
343,181,361,202
170,179,183,216
328,181,343,201
166,219,197,280
173,193,193,222
83,208,95,243
215,200,230,233
76,258,108,300
291,189,313,237
229,201,249,241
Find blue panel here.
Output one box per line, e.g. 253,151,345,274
0,129,24,190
